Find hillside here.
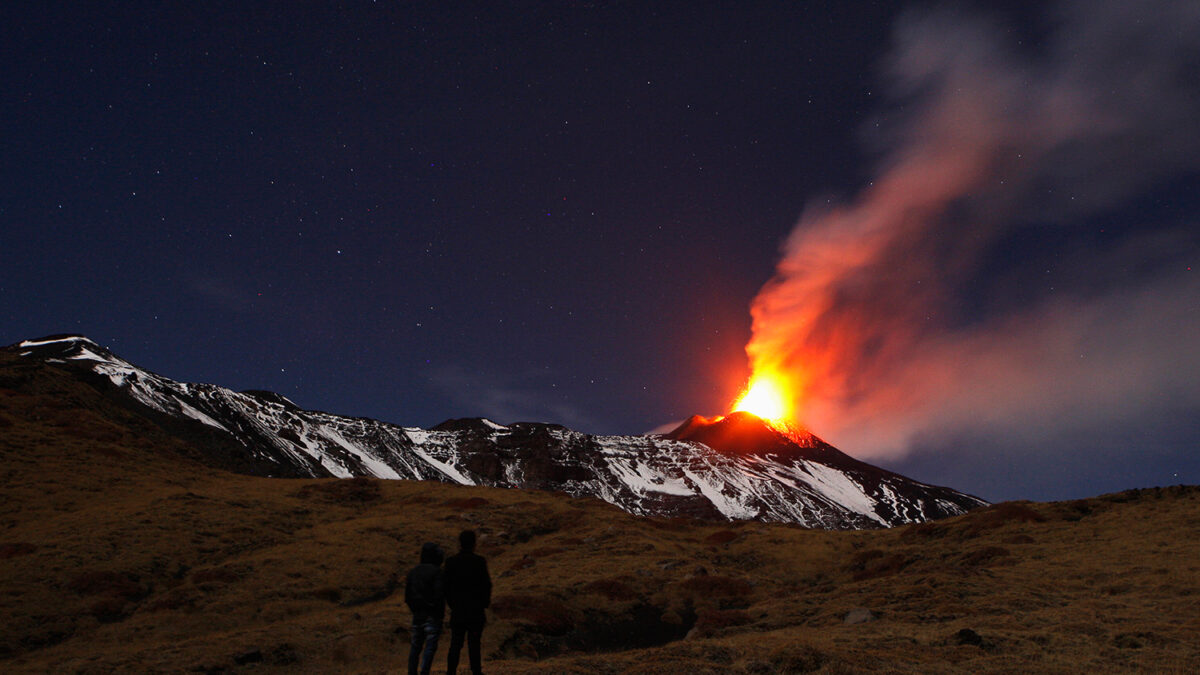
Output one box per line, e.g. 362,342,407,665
1,351,1198,673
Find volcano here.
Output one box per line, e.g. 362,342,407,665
4,335,987,528
668,412,897,471
667,412,816,454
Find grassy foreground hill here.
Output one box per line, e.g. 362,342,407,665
2,352,1198,673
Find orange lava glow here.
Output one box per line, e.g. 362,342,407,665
731,373,792,423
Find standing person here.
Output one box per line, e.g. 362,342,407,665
404,542,445,675
444,530,492,675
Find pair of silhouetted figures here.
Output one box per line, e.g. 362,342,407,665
404,530,492,675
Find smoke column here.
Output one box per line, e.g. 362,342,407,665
748,0,1200,465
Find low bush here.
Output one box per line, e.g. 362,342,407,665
704,530,739,545
491,593,575,635
190,566,243,585
67,570,144,601
582,577,638,601
693,608,751,633
958,546,1011,568
849,549,911,581
295,477,381,504
443,496,489,509
0,542,36,559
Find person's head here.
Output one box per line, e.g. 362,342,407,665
458,529,476,553
420,541,443,565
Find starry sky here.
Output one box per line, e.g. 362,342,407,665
4,1,1197,503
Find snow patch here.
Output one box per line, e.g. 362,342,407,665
405,428,434,445
67,346,112,363
798,462,887,525
177,400,230,432
682,466,756,519
316,428,402,479
18,336,89,348
608,459,695,496
408,443,475,485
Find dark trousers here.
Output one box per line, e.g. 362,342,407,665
446,616,485,675
408,614,441,675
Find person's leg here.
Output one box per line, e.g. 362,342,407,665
446,621,466,674
419,617,441,675
467,619,484,675
407,615,423,675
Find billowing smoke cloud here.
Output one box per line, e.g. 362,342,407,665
749,0,1200,464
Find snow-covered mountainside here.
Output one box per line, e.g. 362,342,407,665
8,335,987,528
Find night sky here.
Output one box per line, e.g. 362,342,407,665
4,1,1198,503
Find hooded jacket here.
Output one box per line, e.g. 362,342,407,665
404,542,445,618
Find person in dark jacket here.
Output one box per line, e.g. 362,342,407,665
404,542,445,675
444,530,492,675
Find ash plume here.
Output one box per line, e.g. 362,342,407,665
749,0,1200,463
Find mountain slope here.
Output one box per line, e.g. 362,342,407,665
6,335,985,528
1,358,1197,673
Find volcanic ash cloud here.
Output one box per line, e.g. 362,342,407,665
746,0,1200,459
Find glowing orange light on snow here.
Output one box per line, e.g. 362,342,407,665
731,373,792,423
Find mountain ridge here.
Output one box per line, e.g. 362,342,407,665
5,334,986,528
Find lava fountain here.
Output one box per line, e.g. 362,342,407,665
730,371,794,430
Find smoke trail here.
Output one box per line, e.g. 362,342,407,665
749,0,1200,459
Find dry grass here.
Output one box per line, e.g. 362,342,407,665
2,353,1199,673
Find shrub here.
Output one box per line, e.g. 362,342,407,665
0,542,36,559
89,597,132,622
491,594,575,635
958,546,1011,568
190,566,242,585
704,530,739,546
677,575,753,602
694,608,750,632
144,587,200,612
968,502,1046,529
903,501,1046,541
849,549,911,581
312,587,342,603
507,556,536,572
527,546,564,558
770,644,827,673
295,477,381,504
67,570,144,600
443,496,489,509
582,578,638,601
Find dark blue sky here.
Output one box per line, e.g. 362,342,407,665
4,2,1196,502
4,2,898,424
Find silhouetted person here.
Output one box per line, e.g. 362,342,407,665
404,542,445,675
444,530,492,675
